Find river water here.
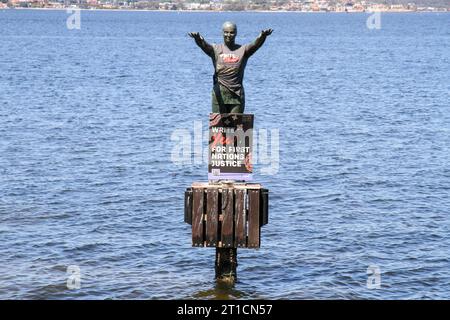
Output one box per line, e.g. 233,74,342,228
0,9,449,299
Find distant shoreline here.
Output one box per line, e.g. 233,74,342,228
2,7,449,13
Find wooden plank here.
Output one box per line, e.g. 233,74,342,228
221,188,234,248
248,189,260,248
235,189,246,248
192,188,204,247
191,182,262,190
260,188,269,226
206,188,219,247
184,188,193,225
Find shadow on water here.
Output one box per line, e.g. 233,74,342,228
191,280,258,300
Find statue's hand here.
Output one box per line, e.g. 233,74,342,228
188,32,203,41
261,29,273,37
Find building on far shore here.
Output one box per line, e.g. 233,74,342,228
3,0,450,12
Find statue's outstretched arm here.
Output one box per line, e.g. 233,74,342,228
188,32,214,57
246,29,273,57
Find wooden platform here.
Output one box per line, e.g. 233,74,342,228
185,182,269,249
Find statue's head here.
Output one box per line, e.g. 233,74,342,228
222,21,237,47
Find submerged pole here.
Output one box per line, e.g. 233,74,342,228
215,247,237,284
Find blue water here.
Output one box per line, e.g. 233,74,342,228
0,9,449,299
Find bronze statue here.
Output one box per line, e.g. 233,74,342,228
189,22,273,114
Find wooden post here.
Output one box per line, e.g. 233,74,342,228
185,182,269,285
215,248,237,284
216,186,236,283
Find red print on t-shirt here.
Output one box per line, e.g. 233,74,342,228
221,54,240,63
